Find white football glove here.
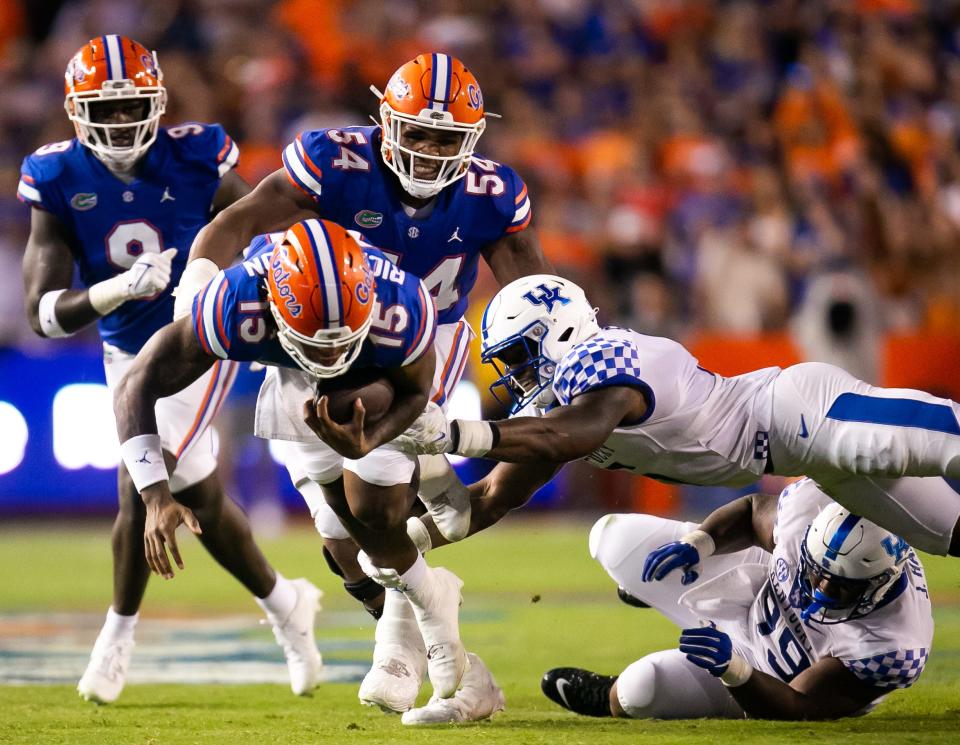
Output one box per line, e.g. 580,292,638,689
125,247,178,299
88,247,178,315
172,257,219,321
394,402,455,455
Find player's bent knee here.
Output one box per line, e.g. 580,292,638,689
590,513,673,573
350,496,407,532
614,657,658,718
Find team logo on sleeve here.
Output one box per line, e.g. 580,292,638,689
354,210,383,229
70,192,98,211
522,284,570,312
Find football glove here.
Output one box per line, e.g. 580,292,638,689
641,530,715,585
679,626,752,686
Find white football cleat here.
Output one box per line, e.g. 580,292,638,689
268,578,323,695
402,653,505,725
359,589,427,712
404,566,468,699
77,636,135,704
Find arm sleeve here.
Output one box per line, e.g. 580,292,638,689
173,123,240,178
402,279,438,366
841,648,928,690
282,130,326,201
552,337,649,406
18,150,66,212
192,271,236,360
503,168,532,235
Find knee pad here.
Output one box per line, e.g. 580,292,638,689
615,658,658,718
312,497,350,540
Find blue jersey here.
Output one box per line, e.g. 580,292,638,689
282,125,532,324
192,234,437,371
18,123,240,353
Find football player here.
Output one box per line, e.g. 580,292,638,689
540,479,932,720
169,53,550,714
19,36,318,704
114,218,469,701
398,274,960,558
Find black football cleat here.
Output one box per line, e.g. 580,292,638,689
541,667,617,717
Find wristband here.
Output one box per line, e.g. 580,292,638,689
120,434,169,492
88,274,128,315
406,517,433,554
681,529,716,559
38,289,72,338
451,419,495,457
720,653,753,687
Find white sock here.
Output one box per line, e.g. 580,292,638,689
103,607,138,639
255,573,298,621
398,553,430,595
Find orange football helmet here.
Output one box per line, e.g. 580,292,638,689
373,53,487,198
266,219,375,379
64,35,167,170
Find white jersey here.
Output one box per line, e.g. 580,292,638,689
721,479,933,691
552,327,780,486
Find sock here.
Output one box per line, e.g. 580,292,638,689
255,573,298,621
103,607,138,639
398,553,430,595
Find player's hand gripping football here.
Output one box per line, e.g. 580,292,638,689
394,402,454,455
122,247,178,300
303,396,371,460
141,482,202,579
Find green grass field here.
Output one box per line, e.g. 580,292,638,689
1,516,959,744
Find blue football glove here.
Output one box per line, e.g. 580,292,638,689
642,541,701,585
678,626,733,676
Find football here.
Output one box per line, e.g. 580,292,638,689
314,368,394,425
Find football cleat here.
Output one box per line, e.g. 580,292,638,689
267,578,323,695
402,653,505,725
403,566,468,698
77,635,135,704
358,589,427,712
541,667,617,717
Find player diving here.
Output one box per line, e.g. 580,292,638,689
397,274,960,558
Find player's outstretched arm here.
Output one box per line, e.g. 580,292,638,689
175,170,319,320
642,493,778,585
482,229,554,285
23,208,177,337
409,461,563,552
456,386,645,463
113,318,216,578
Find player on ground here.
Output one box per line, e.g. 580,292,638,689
169,53,550,715
114,218,470,701
19,36,318,704
398,274,960,557
540,479,932,720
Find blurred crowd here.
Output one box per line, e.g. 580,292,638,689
3,0,960,354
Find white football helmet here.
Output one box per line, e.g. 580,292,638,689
480,274,599,413
796,502,910,624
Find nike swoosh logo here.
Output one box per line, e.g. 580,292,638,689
799,414,809,439
555,678,572,709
